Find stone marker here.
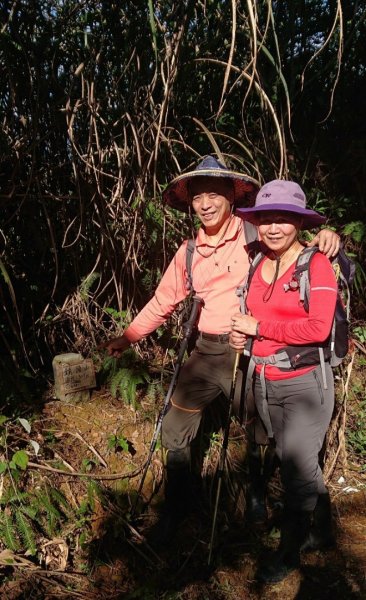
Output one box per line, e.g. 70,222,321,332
53,353,96,403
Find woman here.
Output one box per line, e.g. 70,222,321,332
230,179,337,583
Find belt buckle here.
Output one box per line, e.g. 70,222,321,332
219,333,229,343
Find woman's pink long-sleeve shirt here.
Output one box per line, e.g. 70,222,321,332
247,252,338,379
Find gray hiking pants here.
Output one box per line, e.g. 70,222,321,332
161,336,267,450
255,363,334,512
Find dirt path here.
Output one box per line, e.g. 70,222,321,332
1,392,365,599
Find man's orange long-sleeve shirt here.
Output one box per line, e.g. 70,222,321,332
124,215,250,342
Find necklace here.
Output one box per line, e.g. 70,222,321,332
269,242,303,275
263,241,303,303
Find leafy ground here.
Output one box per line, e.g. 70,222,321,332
1,372,365,600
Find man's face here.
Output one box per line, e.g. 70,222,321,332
189,177,234,234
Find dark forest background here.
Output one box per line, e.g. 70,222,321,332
1,0,366,405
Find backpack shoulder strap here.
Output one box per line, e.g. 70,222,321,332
243,220,261,262
236,251,265,314
185,238,196,293
293,246,319,312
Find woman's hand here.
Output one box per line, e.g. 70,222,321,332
231,313,258,337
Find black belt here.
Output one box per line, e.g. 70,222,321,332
200,332,230,343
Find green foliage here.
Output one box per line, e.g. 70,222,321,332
353,325,366,344
9,450,29,471
0,484,71,555
0,512,19,552
347,377,366,468
76,480,101,521
352,263,366,298
15,510,37,556
107,434,129,453
110,368,149,408
103,308,131,329
79,272,101,301
0,0,365,388
343,221,366,244
81,457,98,472
99,349,151,408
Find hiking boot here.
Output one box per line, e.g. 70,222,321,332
257,509,311,583
301,491,335,553
246,443,276,526
151,446,193,543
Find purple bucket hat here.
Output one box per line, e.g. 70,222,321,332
236,179,326,228
163,156,260,213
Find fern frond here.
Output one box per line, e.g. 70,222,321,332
110,368,127,398
20,504,38,521
49,486,73,517
36,491,62,536
15,510,37,555
0,512,19,551
0,489,29,506
87,480,97,511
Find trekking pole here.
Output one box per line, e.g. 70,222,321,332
208,350,241,566
131,295,204,518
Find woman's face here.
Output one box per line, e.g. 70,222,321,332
257,211,301,254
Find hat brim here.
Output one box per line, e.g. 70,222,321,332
163,168,260,213
235,204,327,228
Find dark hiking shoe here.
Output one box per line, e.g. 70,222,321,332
148,446,194,545
148,506,188,545
301,492,335,553
257,550,299,583
300,529,335,553
257,508,311,583
245,443,277,527
246,490,268,526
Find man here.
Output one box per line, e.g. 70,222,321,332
102,156,339,531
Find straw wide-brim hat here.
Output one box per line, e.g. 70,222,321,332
236,179,327,228
163,156,260,212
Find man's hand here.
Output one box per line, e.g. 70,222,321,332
99,335,130,358
307,228,340,258
229,330,247,352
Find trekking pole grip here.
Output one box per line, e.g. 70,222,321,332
183,295,204,339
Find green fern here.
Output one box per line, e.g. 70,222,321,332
145,381,163,403
86,480,99,512
48,487,73,518
0,488,30,506
79,272,101,300
0,512,19,551
110,367,150,407
0,479,75,555
35,490,62,536
15,510,36,555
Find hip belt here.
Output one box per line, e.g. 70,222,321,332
245,348,329,439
